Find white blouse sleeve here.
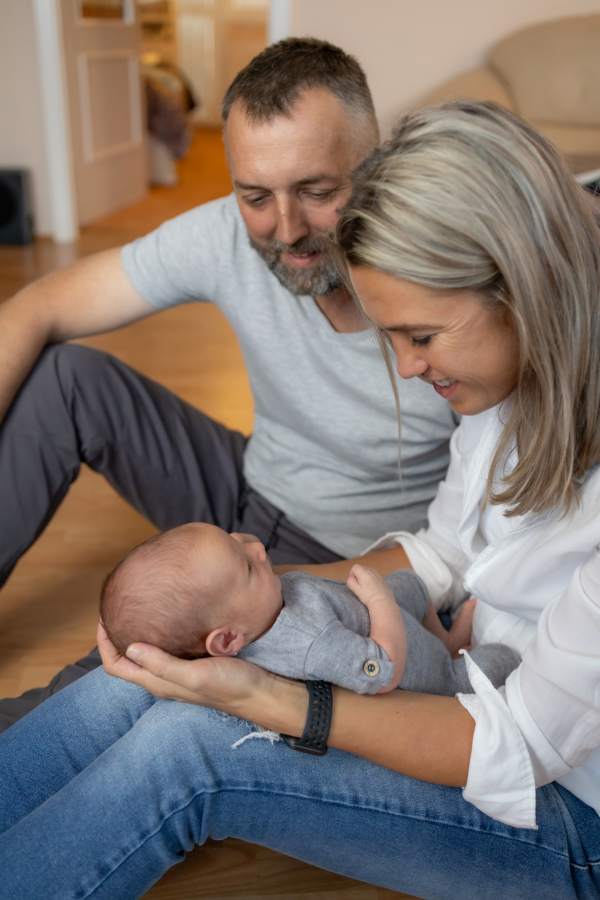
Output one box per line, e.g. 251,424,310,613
518,546,600,774
458,546,600,829
364,424,470,611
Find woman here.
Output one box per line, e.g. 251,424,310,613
1,102,600,899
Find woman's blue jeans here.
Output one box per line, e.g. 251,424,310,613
0,668,599,900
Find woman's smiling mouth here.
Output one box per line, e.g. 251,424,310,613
431,379,459,398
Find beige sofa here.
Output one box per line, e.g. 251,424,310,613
421,15,600,175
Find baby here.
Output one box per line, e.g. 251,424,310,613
100,523,519,696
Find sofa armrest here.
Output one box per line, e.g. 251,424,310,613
418,66,515,111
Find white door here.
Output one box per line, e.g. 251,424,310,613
177,0,267,128
59,0,147,224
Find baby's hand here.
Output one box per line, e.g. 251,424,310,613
347,565,407,692
445,597,477,658
347,564,395,609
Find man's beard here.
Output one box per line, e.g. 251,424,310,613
248,235,342,296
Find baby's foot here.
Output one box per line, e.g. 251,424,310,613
347,564,395,609
445,597,477,659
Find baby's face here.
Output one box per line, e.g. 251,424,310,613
200,527,283,642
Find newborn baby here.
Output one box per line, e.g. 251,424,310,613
100,523,519,696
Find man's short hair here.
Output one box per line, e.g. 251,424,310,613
221,37,378,142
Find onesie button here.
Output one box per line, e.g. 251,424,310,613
363,660,380,676
462,580,470,593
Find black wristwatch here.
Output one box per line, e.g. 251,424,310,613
283,680,333,756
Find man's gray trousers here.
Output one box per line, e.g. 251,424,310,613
0,344,341,732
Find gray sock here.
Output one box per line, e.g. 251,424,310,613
399,609,521,697
453,643,521,693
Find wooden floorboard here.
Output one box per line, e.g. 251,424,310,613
0,129,424,900
143,839,421,900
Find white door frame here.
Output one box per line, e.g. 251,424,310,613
31,0,287,242
32,0,78,243
269,0,290,44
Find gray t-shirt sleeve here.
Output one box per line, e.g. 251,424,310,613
120,195,238,309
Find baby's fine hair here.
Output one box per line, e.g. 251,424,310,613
100,525,217,658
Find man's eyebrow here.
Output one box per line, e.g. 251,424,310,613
296,174,338,186
234,174,338,191
234,180,264,191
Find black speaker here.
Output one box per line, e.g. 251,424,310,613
0,170,33,245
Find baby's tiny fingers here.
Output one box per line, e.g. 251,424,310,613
346,564,377,592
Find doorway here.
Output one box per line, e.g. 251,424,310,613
138,0,268,127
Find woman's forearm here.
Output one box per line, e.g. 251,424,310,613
329,689,474,786
273,544,411,579
253,676,474,787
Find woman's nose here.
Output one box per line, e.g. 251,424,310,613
394,344,429,380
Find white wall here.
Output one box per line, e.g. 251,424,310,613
290,0,600,132
0,0,53,235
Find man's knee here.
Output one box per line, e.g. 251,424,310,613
32,343,112,392
5,344,113,423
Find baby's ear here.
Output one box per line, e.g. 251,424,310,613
205,627,244,657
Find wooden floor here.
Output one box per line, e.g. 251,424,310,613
0,129,423,900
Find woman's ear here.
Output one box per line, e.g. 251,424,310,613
205,626,245,657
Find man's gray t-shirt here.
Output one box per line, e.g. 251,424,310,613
121,194,457,557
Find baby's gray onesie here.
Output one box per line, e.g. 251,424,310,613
238,570,519,695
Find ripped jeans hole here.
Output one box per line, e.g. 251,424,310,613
231,726,282,750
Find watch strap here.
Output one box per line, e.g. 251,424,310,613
283,680,332,756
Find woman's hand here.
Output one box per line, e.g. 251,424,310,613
99,621,265,710
97,622,308,732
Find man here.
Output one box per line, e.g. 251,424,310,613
0,39,456,729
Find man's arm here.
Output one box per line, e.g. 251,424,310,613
0,247,156,423
273,543,411,580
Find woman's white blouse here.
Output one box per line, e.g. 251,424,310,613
367,404,600,829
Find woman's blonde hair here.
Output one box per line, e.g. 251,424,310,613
337,101,600,517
